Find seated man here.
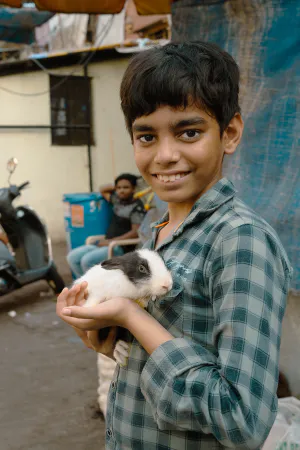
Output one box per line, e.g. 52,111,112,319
67,173,146,278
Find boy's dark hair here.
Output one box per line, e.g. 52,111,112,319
120,41,241,137
115,173,138,187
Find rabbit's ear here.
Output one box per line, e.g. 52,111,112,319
101,257,125,271
102,252,151,284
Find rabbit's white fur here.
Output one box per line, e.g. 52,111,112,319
75,249,173,308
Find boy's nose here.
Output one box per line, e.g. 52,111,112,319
154,140,180,165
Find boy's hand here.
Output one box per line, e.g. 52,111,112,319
97,239,111,247
56,282,94,349
86,327,117,358
57,284,174,357
56,283,135,331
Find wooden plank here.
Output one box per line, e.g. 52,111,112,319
0,0,171,15
0,0,22,7
34,0,126,14
135,0,171,15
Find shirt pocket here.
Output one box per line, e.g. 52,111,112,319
150,276,184,336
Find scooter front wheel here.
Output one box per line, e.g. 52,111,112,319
0,276,18,296
45,263,65,294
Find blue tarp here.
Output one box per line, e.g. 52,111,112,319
172,0,300,293
0,7,53,44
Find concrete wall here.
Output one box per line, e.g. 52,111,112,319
0,55,137,242
88,57,138,189
280,292,300,396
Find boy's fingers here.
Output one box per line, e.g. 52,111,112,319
77,282,88,304
56,287,69,314
60,314,98,329
87,330,104,351
65,284,80,306
78,284,89,306
62,305,102,320
57,285,98,331
72,327,93,349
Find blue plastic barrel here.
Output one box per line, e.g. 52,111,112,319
63,193,112,251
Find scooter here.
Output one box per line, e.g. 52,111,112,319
0,157,65,296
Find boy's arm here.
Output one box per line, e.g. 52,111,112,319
100,184,115,202
106,223,140,241
99,224,141,246
139,225,292,449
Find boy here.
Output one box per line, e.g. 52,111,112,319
67,173,145,277
57,42,292,449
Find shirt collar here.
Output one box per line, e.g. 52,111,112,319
119,195,134,205
152,178,237,238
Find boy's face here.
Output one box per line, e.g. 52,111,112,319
115,179,134,200
132,105,243,207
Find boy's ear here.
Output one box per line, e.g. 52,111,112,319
223,113,244,155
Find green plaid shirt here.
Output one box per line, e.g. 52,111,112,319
106,178,292,449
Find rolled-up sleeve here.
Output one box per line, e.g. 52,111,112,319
140,224,292,449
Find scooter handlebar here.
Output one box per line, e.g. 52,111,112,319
18,181,30,191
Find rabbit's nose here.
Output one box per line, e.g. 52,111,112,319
162,282,172,292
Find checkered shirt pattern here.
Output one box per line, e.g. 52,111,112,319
105,178,292,450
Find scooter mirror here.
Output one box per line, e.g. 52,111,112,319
7,157,18,174
7,157,18,185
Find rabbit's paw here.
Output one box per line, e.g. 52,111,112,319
113,340,131,367
135,298,148,308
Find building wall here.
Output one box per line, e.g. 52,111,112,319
0,55,136,242
88,57,138,189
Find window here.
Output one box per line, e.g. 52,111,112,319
50,75,94,146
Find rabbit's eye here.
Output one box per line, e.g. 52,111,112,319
138,265,147,273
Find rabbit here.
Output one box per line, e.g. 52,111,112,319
74,249,173,366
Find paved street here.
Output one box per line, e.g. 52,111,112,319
0,242,106,450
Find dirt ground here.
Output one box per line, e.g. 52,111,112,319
0,242,106,450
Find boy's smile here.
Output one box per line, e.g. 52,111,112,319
155,171,190,184
132,105,243,209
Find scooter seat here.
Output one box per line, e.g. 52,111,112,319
17,266,50,285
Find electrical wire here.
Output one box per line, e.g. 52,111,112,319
31,14,94,76
30,14,113,76
1,15,114,94
0,15,114,97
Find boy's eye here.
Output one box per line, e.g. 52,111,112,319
181,130,200,140
139,134,154,143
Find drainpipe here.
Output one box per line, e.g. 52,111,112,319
83,62,93,192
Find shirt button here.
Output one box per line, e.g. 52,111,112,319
111,381,116,389
106,428,112,438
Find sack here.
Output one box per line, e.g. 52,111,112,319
263,397,300,450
